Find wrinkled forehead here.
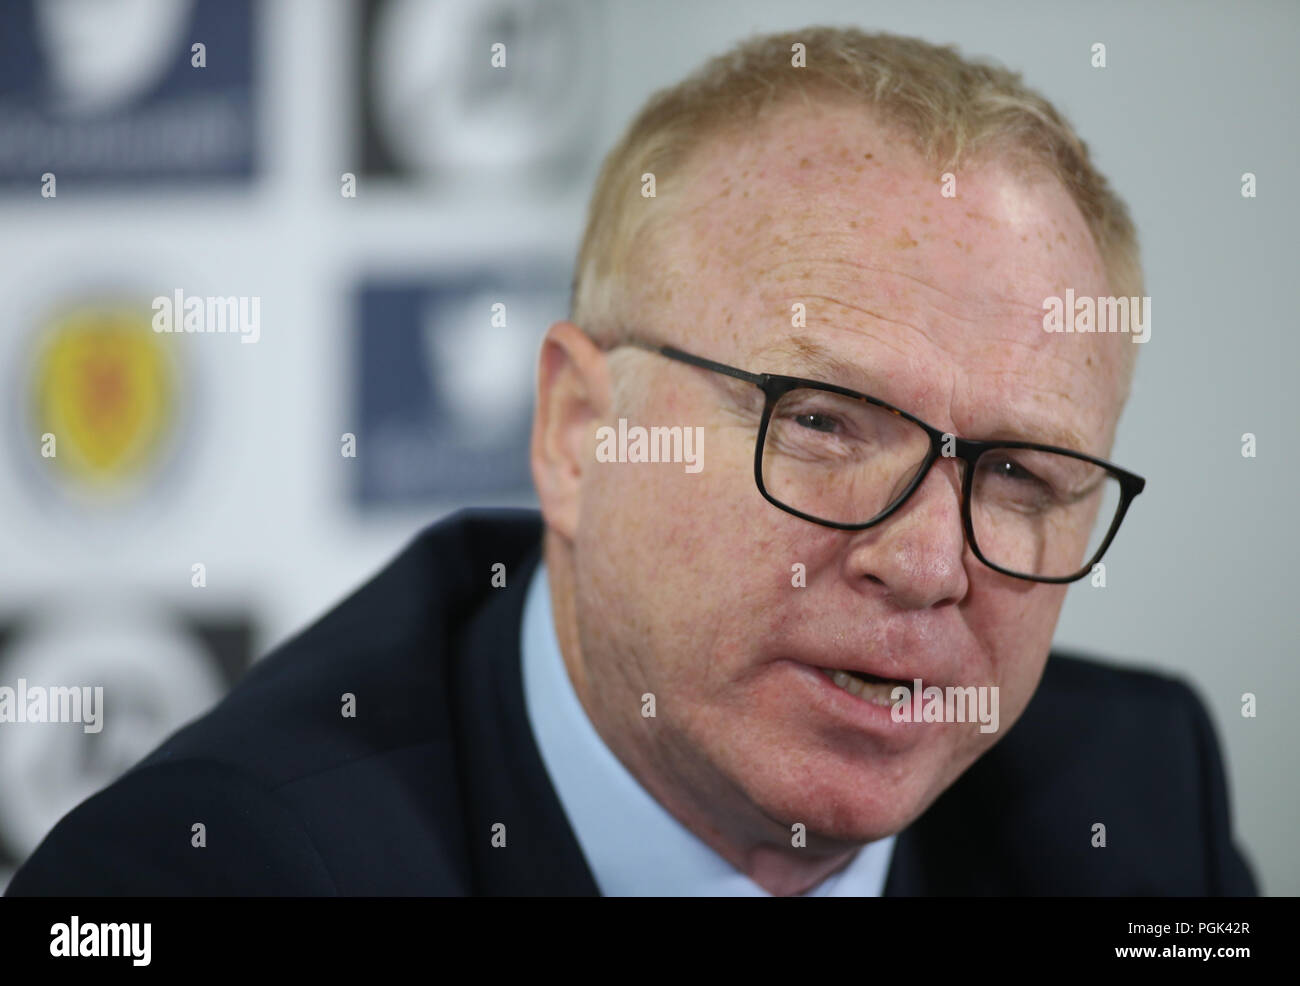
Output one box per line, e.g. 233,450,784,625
662,102,1110,322
639,101,1130,449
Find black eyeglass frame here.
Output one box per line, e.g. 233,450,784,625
615,339,1147,584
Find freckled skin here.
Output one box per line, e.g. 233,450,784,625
533,100,1131,896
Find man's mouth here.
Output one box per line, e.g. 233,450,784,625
818,667,906,707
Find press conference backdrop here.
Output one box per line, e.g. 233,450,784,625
0,0,1294,894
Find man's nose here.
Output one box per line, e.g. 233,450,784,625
841,459,970,609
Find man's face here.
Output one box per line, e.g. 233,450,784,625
566,101,1130,850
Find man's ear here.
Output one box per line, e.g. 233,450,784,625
530,321,612,543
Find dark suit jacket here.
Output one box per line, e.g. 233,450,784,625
6,508,1258,896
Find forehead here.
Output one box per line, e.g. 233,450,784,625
644,99,1128,452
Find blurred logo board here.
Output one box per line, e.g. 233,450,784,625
7,290,193,512
0,606,254,884
353,271,567,507
0,0,257,188
357,0,602,188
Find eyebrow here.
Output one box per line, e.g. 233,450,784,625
746,333,1095,453
748,335,885,393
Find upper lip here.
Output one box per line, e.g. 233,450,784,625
790,652,951,687
820,663,914,683
830,667,906,684
773,616,966,687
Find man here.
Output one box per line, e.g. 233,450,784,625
8,27,1255,896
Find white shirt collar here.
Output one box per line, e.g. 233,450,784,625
520,559,896,896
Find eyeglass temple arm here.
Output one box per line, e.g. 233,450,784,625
625,340,766,386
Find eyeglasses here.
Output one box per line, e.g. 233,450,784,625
608,338,1146,584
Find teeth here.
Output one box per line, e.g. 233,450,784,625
821,668,896,707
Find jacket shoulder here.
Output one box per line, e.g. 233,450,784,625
897,653,1258,895
139,507,543,788
8,509,545,895
6,759,337,895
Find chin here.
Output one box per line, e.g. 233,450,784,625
739,752,945,846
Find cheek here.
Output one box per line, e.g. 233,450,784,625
595,414,755,567
581,439,804,685
971,579,1065,717
576,434,746,653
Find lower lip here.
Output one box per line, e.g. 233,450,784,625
781,660,923,742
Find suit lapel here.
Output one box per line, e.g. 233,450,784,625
450,540,599,895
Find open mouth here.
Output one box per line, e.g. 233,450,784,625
818,667,906,707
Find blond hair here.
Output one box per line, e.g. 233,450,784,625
572,27,1143,357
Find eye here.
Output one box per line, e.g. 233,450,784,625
794,412,840,434
990,457,1041,484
